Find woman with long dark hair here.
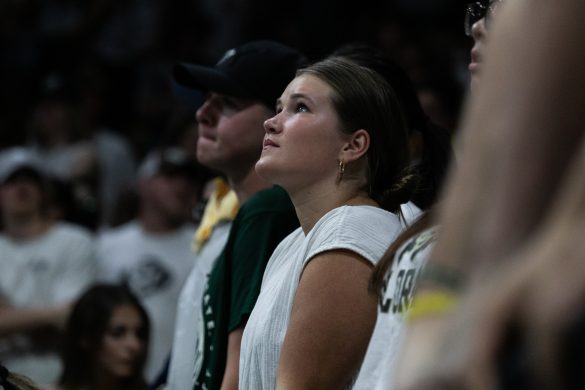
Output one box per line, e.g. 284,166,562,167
55,284,149,390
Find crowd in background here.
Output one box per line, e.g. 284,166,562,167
0,0,468,163
2,0,584,389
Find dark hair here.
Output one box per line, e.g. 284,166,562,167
59,283,150,390
298,57,414,212
330,43,454,210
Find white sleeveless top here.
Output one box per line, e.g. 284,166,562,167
239,205,403,389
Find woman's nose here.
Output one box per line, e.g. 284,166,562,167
125,333,143,355
264,114,280,134
471,17,487,42
196,99,216,127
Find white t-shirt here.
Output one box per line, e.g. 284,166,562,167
166,221,232,390
93,130,137,224
239,205,403,389
400,201,423,227
96,221,196,381
0,223,96,386
355,227,437,390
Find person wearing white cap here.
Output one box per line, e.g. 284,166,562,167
0,147,96,386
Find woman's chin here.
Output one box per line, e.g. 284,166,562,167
255,159,277,181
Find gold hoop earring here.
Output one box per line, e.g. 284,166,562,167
337,160,345,183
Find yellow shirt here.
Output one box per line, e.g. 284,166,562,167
192,177,239,252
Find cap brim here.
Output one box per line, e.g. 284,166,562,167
1,166,45,184
173,63,247,98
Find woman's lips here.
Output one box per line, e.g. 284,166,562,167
263,138,279,148
469,49,481,73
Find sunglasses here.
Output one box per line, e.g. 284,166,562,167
464,1,501,36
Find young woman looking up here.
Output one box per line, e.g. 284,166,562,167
239,57,415,389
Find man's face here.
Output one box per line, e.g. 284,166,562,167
195,93,273,177
140,171,199,224
0,170,45,218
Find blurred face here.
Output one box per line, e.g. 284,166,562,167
195,93,273,177
97,304,146,379
141,173,199,222
0,170,44,218
468,1,503,88
33,100,72,138
257,74,347,192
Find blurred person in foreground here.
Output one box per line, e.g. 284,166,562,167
390,0,585,388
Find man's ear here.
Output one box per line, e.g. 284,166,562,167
340,129,370,163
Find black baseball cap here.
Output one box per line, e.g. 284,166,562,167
173,40,308,109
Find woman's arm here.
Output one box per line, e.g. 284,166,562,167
276,250,377,389
0,304,71,337
220,325,245,390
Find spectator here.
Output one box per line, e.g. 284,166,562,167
0,147,96,386
167,40,306,389
55,283,149,390
162,176,238,390
239,56,415,388
27,71,101,230
96,147,208,381
392,0,585,388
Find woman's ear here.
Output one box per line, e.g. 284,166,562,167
341,129,370,163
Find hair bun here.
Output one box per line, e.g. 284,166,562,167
376,171,419,212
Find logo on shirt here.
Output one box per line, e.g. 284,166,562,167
379,229,437,314
121,255,171,298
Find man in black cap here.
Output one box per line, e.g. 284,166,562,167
164,41,306,390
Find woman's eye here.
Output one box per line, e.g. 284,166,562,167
107,326,127,338
295,103,308,113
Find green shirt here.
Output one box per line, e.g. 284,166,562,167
194,185,299,389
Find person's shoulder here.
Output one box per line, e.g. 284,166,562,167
98,220,139,238
321,205,401,232
308,206,402,255
394,225,439,265
50,221,95,242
